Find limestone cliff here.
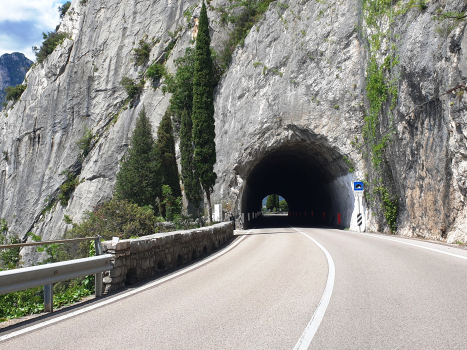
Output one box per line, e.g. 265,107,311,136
1,0,467,255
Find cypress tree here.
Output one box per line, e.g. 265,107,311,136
115,106,161,208
157,111,182,199
180,109,202,216
266,195,275,211
275,194,280,209
192,1,217,222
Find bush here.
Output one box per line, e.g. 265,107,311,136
4,85,27,102
120,77,143,99
58,170,79,206
66,199,162,240
146,63,166,80
33,31,69,63
133,39,151,66
59,1,71,19
76,127,94,159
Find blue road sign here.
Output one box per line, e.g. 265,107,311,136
354,182,364,191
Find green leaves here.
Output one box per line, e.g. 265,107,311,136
193,2,217,197
115,107,161,209
4,84,27,102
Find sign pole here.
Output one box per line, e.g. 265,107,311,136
357,195,361,233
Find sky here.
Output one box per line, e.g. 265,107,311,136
0,0,69,61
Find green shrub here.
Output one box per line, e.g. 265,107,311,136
58,170,79,206
0,235,20,271
67,199,162,240
133,39,151,66
120,77,143,99
33,31,69,63
146,63,166,80
4,84,27,102
76,127,94,159
59,1,71,19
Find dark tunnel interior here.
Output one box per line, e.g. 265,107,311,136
240,143,355,228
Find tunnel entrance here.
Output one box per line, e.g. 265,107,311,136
240,141,355,229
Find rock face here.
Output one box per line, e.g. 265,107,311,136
1,0,467,251
0,53,32,104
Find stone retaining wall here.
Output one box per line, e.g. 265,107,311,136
101,222,234,293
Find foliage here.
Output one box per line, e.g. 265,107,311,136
120,77,144,99
59,1,71,19
164,47,196,127
67,199,160,241
161,185,182,222
33,31,69,64
76,126,94,160
0,235,20,271
266,194,279,211
63,215,73,224
58,170,79,206
193,2,217,221
133,39,152,66
115,106,161,208
157,112,182,217
360,0,400,232
0,236,96,321
279,199,288,212
180,109,202,210
216,0,274,72
4,84,27,102
374,185,398,233
146,63,166,80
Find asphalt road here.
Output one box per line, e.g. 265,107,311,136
2,216,467,349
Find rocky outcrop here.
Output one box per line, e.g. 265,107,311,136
1,0,467,250
0,53,32,104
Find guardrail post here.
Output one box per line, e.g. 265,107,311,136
44,284,53,313
94,236,103,297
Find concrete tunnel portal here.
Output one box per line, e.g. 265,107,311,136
240,142,357,229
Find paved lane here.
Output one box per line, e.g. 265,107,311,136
3,217,467,349
1,224,328,350
298,227,467,350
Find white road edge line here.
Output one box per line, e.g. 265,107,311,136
291,227,335,350
0,233,249,342
354,231,467,260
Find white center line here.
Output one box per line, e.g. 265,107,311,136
291,227,335,350
0,233,249,342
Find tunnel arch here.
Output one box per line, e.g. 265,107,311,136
240,138,356,228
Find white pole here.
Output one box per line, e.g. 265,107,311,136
358,195,361,233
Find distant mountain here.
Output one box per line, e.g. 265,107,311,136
0,52,33,103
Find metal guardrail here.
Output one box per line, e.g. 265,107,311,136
0,236,113,313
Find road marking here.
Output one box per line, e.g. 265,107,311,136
355,231,467,261
291,227,335,350
0,233,249,342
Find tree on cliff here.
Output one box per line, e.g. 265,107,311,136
157,111,182,216
192,1,217,222
115,106,161,209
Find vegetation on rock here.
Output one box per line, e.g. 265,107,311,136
58,170,79,206
33,31,69,64
4,84,27,102
59,1,71,19
133,39,152,66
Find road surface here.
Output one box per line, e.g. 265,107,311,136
2,216,467,349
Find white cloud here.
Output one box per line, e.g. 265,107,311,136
0,1,68,60
0,1,64,26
